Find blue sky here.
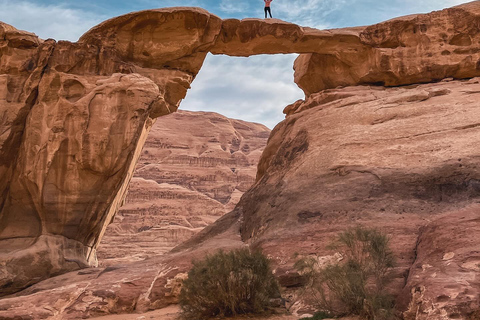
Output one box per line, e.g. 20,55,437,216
0,0,470,128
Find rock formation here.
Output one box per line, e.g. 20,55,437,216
97,110,269,265
1,2,480,319
247,78,480,319
294,1,480,96
2,77,479,320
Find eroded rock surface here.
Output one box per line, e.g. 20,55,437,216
294,2,480,96
2,79,480,320
1,3,480,319
402,207,480,319
1,62,162,294
97,111,269,265
0,8,222,295
185,79,480,319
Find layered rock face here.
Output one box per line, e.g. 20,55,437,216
172,79,480,320
0,23,166,295
2,79,479,320
1,2,480,319
97,111,269,265
0,8,224,294
245,79,480,319
0,22,165,293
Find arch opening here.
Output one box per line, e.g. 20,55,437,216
181,53,304,129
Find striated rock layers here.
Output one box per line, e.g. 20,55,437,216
177,78,480,319
1,2,480,319
247,79,480,319
97,110,269,265
2,78,479,320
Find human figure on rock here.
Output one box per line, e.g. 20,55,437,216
264,0,273,18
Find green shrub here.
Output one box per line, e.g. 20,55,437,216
179,248,280,319
295,226,396,320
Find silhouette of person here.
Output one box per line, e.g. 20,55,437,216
264,0,273,18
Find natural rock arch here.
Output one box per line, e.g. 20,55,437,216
1,2,480,295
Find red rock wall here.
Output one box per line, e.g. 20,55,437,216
97,111,269,265
1,4,480,318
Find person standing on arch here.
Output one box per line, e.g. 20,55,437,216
264,0,273,18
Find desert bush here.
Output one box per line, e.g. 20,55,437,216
468,310,480,320
295,226,396,320
179,248,280,319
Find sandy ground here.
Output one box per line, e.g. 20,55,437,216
89,305,181,320
89,305,302,320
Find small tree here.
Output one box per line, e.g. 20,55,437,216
295,226,396,320
179,248,280,320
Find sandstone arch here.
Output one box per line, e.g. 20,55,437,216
1,2,480,296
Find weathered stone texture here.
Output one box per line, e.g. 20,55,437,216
1,3,480,319
294,2,480,95
97,111,269,265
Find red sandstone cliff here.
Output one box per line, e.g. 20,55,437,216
97,110,269,265
1,3,480,320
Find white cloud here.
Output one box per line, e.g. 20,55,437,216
393,0,470,12
0,0,106,41
269,0,472,30
138,0,207,9
272,0,346,29
181,53,304,129
219,0,250,14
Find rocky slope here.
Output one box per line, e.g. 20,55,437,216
3,3,480,295
247,78,480,319
97,110,269,265
1,2,480,320
2,78,479,320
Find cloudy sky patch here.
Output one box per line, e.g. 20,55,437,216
182,54,302,128
0,0,106,41
220,0,251,14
